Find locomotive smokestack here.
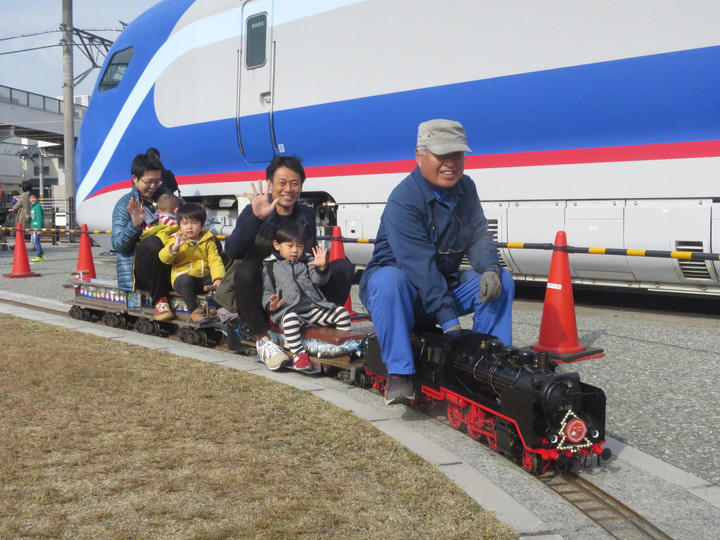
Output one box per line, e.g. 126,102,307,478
535,351,551,372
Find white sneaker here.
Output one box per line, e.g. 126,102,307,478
256,338,288,371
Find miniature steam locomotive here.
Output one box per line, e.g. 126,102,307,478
365,331,610,474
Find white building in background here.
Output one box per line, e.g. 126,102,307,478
0,153,23,191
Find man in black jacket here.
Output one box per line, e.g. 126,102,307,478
217,155,354,370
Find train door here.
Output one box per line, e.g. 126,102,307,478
238,0,275,163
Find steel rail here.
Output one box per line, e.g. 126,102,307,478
541,471,674,540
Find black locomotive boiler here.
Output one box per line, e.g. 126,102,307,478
365,331,611,474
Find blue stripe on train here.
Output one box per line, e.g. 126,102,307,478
79,45,720,199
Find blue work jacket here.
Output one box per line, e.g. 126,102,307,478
360,166,499,325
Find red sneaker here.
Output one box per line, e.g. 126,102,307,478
292,352,313,371
154,297,174,321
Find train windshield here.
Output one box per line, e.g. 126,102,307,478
99,47,135,92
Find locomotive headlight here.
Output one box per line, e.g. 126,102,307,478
545,427,559,445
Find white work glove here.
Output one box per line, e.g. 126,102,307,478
479,270,502,303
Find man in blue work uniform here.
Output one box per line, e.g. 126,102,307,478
359,119,514,404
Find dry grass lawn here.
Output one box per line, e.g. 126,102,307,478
0,314,516,539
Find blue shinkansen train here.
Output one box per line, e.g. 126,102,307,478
76,0,720,295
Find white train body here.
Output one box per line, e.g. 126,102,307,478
76,0,720,294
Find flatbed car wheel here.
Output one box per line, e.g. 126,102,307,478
321,365,339,377
102,312,126,329
354,370,368,387
209,329,225,346
179,327,207,347
136,318,159,336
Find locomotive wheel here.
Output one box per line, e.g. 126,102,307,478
522,450,541,475
447,403,467,432
467,426,484,441
487,435,500,452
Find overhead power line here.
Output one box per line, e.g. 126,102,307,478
0,26,116,86
0,28,123,42
0,44,59,56
0,42,115,57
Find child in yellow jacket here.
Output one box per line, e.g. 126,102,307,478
158,202,225,323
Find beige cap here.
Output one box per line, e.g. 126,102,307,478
417,119,472,155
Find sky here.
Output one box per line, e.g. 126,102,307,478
0,0,160,99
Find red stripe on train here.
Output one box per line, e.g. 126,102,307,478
86,139,720,199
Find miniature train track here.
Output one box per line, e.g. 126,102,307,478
3,298,672,539
540,471,672,539
0,297,238,352
426,404,672,540
0,297,70,318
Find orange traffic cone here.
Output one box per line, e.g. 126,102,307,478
76,224,97,279
3,223,40,278
532,231,603,362
328,225,357,317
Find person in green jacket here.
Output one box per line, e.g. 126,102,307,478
29,192,45,262
158,202,225,323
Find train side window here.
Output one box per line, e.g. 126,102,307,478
245,13,267,69
98,47,134,92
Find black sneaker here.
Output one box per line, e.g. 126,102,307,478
384,374,415,405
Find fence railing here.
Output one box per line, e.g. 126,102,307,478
5,226,720,264
0,84,86,119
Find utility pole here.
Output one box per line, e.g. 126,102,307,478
62,0,75,201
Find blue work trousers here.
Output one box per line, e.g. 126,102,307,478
362,267,514,375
